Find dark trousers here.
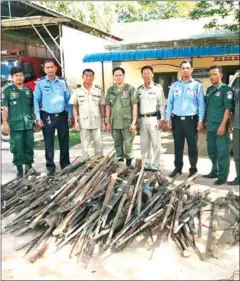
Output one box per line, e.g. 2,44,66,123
41,111,70,172
207,131,230,180
172,115,198,173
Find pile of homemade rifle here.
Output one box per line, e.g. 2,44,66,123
2,150,239,265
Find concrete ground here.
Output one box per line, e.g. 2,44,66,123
1,131,239,280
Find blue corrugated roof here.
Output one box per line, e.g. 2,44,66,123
83,45,240,62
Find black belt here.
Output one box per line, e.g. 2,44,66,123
140,112,157,118
41,110,66,117
173,114,197,120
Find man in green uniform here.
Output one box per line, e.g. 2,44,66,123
228,72,240,185
203,65,234,185
2,67,40,178
105,67,138,166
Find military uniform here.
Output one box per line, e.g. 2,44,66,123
2,84,34,167
229,81,240,185
69,84,105,160
106,83,138,160
137,82,165,170
205,83,234,182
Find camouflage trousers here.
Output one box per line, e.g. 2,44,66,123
112,129,135,160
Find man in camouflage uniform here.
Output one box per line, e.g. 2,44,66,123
105,67,138,166
203,65,234,185
70,69,105,160
137,65,165,171
2,67,40,178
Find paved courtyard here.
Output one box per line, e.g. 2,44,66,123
1,131,239,280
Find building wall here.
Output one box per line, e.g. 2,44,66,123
62,26,113,93
120,56,239,92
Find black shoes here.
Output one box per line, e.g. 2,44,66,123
227,178,240,186
214,178,227,185
25,164,41,176
169,169,182,178
203,172,218,179
16,166,24,179
117,158,132,166
188,171,198,178
47,169,55,176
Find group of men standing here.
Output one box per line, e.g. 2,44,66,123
2,59,239,186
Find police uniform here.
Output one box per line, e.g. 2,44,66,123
34,76,72,173
2,84,34,169
166,78,205,176
205,83,234,182
105,83,138,161
69,84,105,160
137,82,165,170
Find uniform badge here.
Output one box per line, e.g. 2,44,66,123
215,91,221,97
227,91,233,99
122,90,127,96
174,86,180,92
25,90,30,95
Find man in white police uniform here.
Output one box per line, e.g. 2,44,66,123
137,65,165,171
70,69,105,160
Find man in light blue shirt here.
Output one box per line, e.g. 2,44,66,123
166,60,205,178
34,59,72,175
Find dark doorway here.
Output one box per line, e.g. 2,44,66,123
223,65,239,84
154,72,178,98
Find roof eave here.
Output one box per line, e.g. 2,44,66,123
23,1,123,41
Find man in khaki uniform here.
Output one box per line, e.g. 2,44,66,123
137,66,165,171
70,69,105,160
105,67,138,166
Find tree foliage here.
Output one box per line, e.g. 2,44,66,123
38,1,196,32
189,1,240,31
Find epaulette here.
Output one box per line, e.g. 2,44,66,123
137,85,143,89
3,84,13,91
154,83,162,87
39,76,45,80
24,85,32,91
95,85,102,90
123,83,130,90
73,84,82,89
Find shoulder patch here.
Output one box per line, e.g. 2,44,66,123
227,91,233,99
73,84,82,89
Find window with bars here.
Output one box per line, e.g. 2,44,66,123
213,56,240,62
